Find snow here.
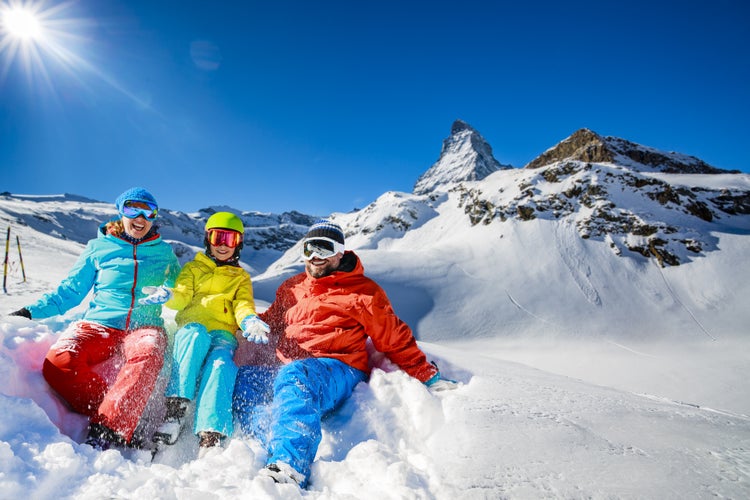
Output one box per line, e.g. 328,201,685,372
1,187,750,498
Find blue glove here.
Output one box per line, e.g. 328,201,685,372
241,315,270,344
139,286,173,305
425,372,459,392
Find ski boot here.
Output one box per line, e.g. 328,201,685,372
152,397,189,445
197,430,224,458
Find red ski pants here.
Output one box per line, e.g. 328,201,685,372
42,321,167,442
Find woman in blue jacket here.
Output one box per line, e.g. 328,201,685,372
10,187,180,450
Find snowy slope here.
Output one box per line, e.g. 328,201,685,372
2,242,749,499
1,311,749,499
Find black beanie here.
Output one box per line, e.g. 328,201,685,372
305,219,345,245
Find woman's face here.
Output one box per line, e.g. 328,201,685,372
122,215,153,240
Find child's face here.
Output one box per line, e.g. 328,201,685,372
210,244,234,262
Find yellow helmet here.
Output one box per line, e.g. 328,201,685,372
205,212,244,234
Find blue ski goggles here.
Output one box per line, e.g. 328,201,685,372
302,238,344,260
121,200,158,220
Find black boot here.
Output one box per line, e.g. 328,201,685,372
84,423,125,451
197,431,224,458
152,397,189,445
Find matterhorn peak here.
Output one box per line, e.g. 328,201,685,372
413,119,511,195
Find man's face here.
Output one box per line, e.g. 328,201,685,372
305,252,343,279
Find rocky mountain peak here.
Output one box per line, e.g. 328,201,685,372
413,119,511,195
450,118,474,135
525,128,734,174
524,128,610,169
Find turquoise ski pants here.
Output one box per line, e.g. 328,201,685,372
165,322,238,436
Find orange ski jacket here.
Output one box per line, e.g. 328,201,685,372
259,251,438,383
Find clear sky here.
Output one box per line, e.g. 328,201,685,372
2,0,749,216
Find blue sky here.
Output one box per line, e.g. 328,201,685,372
2,0,749,216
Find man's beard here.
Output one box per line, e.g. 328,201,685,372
305,259,337,279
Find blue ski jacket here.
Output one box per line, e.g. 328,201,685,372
27,222,180,330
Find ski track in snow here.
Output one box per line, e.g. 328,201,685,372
636,393,750,421
554,221,602,307
605,340,660,358
505,290,561,328
650,258,717,341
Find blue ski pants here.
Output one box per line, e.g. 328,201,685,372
165,322,238,436
233,357,366,485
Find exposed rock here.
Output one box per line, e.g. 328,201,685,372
525,128,736,174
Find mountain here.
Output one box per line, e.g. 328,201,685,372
457,143,750,266
525,127,739,174
260,122,749,342
412,119,512,195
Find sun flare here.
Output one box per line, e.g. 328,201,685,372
3,6,42,39
0,0,88,84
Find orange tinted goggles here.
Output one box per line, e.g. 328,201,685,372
207,229,242,248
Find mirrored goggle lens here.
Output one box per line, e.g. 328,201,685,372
208,229,242,248
122,200,158,220
303,238,342,260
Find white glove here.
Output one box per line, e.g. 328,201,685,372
241,315,270,344
139,286,173,305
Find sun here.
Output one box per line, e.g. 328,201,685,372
0,0,88,85
2,5,43,40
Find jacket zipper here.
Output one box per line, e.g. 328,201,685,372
126,243,138,330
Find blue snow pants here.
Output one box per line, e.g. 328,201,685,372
233,357,367,485
165,322,238,436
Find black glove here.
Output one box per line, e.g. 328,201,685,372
9,307,31,319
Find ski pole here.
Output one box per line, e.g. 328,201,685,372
3,227,9,294
16,235,26,282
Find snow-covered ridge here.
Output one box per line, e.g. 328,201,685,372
454,161,750,266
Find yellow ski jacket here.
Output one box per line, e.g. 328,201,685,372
166,252,257,333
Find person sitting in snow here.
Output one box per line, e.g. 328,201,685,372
232,219,457,488
8,187,180,451
143,211,269,457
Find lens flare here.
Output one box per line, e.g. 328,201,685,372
0,0,89,87
1,1,153,107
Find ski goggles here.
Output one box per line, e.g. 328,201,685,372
207,228,242,248
121,200,158,220
302,237,344,260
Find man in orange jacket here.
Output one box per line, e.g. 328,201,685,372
232,219,456,487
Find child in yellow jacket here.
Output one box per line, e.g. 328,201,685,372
142,211,269,456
